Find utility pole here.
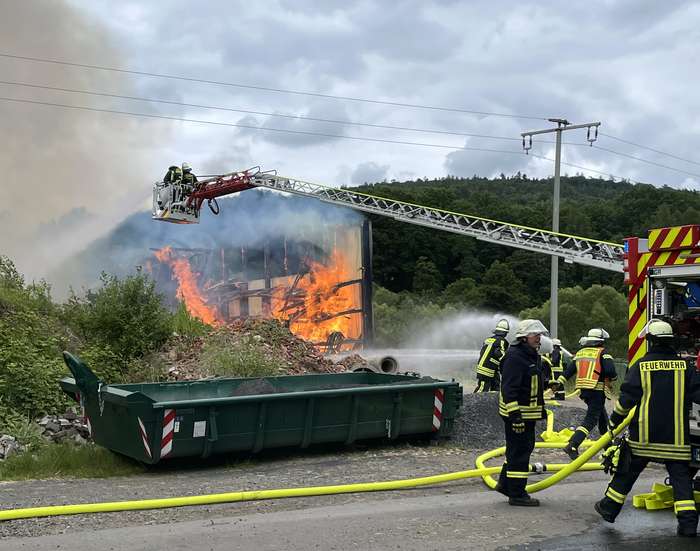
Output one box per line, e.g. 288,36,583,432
521,119,600,338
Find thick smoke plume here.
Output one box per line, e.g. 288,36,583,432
48,190,363,298
0,1,168,282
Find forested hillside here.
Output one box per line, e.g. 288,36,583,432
355,174,700,310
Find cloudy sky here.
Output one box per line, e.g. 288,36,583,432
1,0,699,282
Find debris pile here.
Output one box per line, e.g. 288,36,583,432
332,354,372,372
37,410,90,445
160,319,352,381
0,435,24,460
0,409,91,461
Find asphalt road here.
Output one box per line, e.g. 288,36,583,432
1,473,695,550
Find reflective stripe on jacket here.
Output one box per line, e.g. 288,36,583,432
610,345,700,462
475,335,508,378
498,341,545,421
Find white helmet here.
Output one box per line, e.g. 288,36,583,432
638,319,674,339
182,162,191,171
539,335,554,354
552,338,562,347
578,336,592,347
515,319,549,338
587,328,610,342
495,319,510,334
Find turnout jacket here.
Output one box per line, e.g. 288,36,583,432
498,340,546,420
475,334,509,379
609,344,700,462
558,346,617,391
544,347,565,379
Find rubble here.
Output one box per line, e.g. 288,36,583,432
37,410,90,445
158,318,352,381
331,354,372,372
0,435,24,460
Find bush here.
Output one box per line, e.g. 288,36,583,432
0,257,71,419
73,343,123,384
62,271,173,368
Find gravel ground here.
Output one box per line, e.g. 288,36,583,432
452,391,601,450
0,392,626,539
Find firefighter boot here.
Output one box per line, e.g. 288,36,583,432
564,429,587,460
508,495,540,507
676,511,698,538
563,442,579,461
594,497,621,524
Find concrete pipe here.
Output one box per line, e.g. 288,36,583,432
369,356,399,374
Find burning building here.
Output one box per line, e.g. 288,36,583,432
149,220,373,353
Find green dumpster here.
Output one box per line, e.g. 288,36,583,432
59,352,463,464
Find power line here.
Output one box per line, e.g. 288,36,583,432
5,54,698,172
0,94,650,185
0,52,549,121
600,131,700,168
0,79,533,144
591,144,700,179
3,83,697,179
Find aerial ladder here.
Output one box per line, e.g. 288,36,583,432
153,167,624,272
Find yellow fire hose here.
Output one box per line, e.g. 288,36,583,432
0,406,634,522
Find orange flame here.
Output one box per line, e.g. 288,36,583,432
272,250,361,347
153,246,223,326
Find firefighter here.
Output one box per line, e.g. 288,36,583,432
554,328,617,460
546,338,565,381
496,319,548,506
181,162,198,189
595,319,700,538
543,338,565,399
474,319,510,393
163,164,182,184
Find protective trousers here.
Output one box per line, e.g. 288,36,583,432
474,374,499,393
598,454,698,533
498,419,536,498
569,390,608,449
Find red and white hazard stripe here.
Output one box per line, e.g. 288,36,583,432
433,388,444,431
137,417,152,459
160,409,176,459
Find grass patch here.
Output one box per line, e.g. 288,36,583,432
0,443,145,481
202,333,284,378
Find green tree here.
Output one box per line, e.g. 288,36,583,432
520,284,627,358
480,260,528,313
412,256,443,296
62,271,173,369
441,277,480,307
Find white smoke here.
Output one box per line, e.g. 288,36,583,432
367,311,519,384
0,0,170,282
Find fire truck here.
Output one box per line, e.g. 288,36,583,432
153,169,700,465
624,225,700,466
